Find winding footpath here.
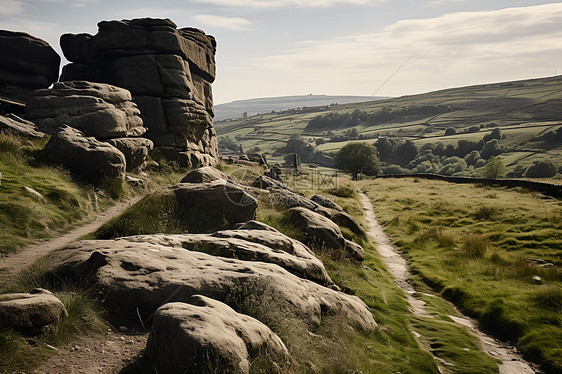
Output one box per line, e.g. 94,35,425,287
359,193,539,374
0,195,144,286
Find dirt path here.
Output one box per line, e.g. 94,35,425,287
359,193,538,374
0,195,143,286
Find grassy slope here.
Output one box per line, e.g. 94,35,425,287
216,75,562,168
359,177,562,372
256,174,499,373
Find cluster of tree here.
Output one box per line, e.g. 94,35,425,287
218,135,242,152
373,129,507,177
306,105,453,131
537,126,562,144
276,135,333,166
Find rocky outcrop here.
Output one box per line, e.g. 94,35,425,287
0,114,46,138
42,125,126,185
310,194,345,213
46,239,376,332
26,81,153,172
95,181,258,237
59,18,218,168
0,31,60,102
123,226,334,286
147,296,290,373
0,288,67,335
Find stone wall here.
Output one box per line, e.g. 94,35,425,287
59,18,218,168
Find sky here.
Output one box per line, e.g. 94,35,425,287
1,0,561,104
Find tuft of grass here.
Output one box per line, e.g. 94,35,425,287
0,259,107,372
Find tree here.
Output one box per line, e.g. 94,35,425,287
481,156,506,179
525,161,558,178
334,142,381,180
445,127,456,136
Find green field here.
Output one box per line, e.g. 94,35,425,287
359,177,562,372
215,76,562,171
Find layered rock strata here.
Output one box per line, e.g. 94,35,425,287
59,18,218,168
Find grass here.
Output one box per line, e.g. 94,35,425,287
359,177,562,373
0,259,107,373
252,183,501,373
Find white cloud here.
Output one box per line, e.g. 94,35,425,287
0,0,26,16
192,0,377,8
191,14,252,30
248,3,562,97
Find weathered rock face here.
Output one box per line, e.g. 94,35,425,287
0,114,46,138
0,31,60,102
46,239,376,332
0,288,67,335
147,297,290,374
42,125,126,185
59,18,218,168
26,81,153,172
26,81,145,139
124,227,334,286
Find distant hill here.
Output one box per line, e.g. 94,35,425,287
215,76,562,175
213,95,382,121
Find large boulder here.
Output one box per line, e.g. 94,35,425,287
0,288,67,335
59,18,218,166
106,137,153,173
26,81,145,139
45,239,377,332
289,207,346,251
180,166,229,183
41,125,126,185
0,114,45,138
0,31,60,102
252,175,288,190
310,194,345,213
146,296,290,374
95,181,257,237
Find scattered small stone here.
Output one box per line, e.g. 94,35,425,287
126,339,135,345
532,275,542,284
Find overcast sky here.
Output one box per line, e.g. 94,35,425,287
1,0,561,104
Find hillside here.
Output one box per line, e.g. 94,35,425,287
215,76,562,175
214,94,380,121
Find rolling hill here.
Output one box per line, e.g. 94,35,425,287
213,94,381,121
215,76,562,175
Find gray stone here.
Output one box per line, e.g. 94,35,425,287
146,296,290,374
0,288,67,335
289,207,346,251
107,137,153,172
26,81,145,139
41,125,126,185
0,114,45,139
180,166,229,183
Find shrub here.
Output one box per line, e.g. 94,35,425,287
445,127,456,136
458,234,489,258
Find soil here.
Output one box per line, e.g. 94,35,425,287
359,193,540,374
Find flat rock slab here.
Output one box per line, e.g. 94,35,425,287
147,296,290,373
0,114,46,138
0,288,67,335
45,239,376,332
